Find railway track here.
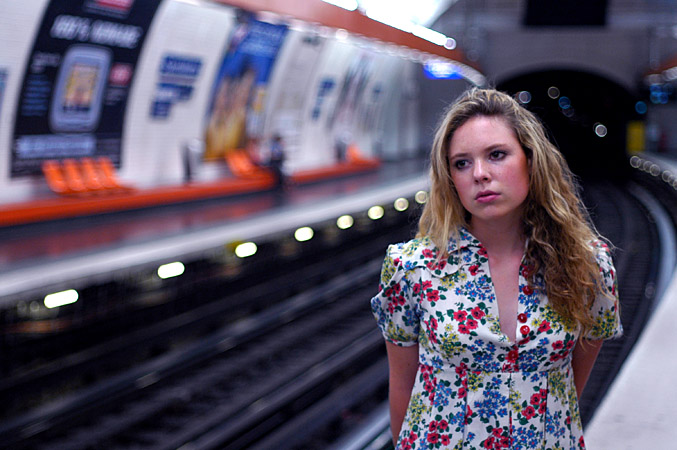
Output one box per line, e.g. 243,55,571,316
0,176,670,449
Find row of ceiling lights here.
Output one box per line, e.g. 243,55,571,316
321,0,456,49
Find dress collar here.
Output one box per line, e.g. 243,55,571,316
446,227,483,254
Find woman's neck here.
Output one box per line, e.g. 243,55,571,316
469,217,526,256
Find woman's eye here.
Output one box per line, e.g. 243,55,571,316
453,160,468,169
489,150,506,160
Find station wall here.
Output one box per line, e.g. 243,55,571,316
0,0,426,203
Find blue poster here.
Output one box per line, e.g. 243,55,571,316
151,54,202,119
205,15,288,160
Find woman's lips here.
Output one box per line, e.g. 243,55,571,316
476,191,499,203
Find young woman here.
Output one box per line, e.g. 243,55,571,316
371,88,622,450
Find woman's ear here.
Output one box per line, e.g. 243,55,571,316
524,147,533,170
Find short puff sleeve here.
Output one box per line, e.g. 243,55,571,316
583,241,623,340
370,243,420,346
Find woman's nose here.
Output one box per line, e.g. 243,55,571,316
473,161,490,182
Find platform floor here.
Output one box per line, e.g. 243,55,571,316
0,160,428,302
586,152,677,450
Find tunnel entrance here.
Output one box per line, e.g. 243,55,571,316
497,69,640,178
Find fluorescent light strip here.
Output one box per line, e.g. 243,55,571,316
44,289,79,309
157,262,185,279
321,0,358,11
235,242,258,258
295,227,314,242
412,24,447,46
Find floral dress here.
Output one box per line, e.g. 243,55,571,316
371,228,622,450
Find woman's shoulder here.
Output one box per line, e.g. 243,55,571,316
588,238,614,267
390,228,476,259
386,236,438,267
384,234,463,278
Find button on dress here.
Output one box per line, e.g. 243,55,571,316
371,228,622,450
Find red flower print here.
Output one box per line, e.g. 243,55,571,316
522,285,534,296
422,280,433,290
427,290,440,302
458,386,467,398
478,246,487,256
466,318,479,330
412,283,421,295
409,431,418,441
540,388,548,397
531,393,542,405
438,419,449,431
552,340,564,350
579,435,586,449
522,405,536,420
458,323,470,334
441,434,451,446
427,432,440,444
422,249,434,258
471,306,485,319
428,421,438,432
469,264,480,276
429,317,438,330
498,436,511,448
539,402,547,414
483,437,495,449
538,321,551,333
521,264,534,278
453,311,468,322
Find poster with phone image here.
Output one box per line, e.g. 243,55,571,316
11,0,161,177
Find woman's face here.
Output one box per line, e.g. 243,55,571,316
448,115,530,228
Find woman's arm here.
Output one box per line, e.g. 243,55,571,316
571,339,604,399
385,341,419,445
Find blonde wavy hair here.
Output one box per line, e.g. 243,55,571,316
418,87,608,331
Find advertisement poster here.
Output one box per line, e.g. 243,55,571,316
205,14,288,160
11,0,162,177
326,54,375,161
264,32,326,157
150,54,202,119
